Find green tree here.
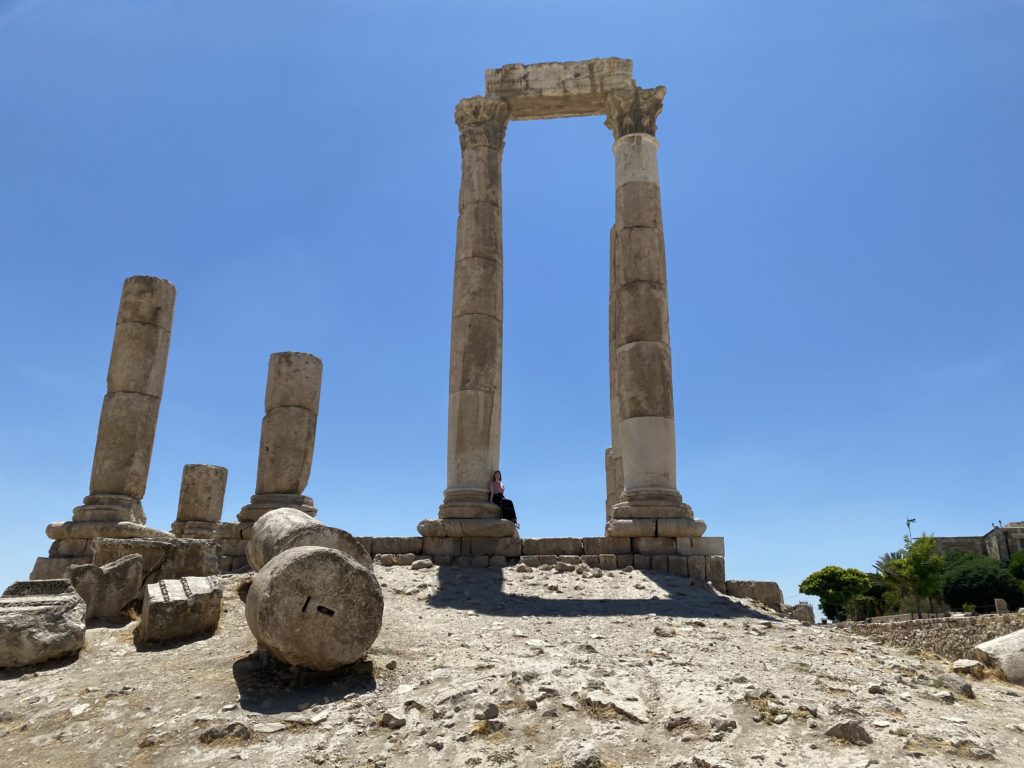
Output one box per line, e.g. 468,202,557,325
941,552,1024,611
799,566,871,622
892,535,945,618
1008,550,1024,581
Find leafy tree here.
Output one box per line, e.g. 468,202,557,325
892,535,944,617
1008,550,1024,581
845,574,900,620
799,566,871,622
941,552,1024,611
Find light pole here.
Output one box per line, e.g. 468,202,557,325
905,517,916,541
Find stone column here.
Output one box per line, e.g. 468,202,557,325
171,464,228,539
239,352,322,521
438,97,510,520
605,87,705,537
74,276,176,524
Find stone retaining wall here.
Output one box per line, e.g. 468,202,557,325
841,613,1024,660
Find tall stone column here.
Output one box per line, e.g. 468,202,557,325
239,352,322,521
605,87,705,537
438,97,510,520
74,276,176,524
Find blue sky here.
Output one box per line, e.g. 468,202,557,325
1,1,1022,611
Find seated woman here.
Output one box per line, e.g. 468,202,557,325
488,470,517,525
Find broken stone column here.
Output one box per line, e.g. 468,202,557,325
437,97,510,521
245,545,383,671
67,554,144,621
246,507,371,571
32,276,177,579
0,580,86,668
134,576,222,644
171,464,228,539
239,352,322,521
604,87,705,538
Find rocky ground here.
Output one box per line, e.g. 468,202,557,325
2,563,1024,768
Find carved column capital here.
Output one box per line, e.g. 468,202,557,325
455,97,510,151
604,86,666,140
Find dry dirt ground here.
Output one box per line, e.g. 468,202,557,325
2,563,1024,768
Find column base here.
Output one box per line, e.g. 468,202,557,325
72,494,145,524
418,518,518,538
438,488,501,520
238,493,317,522
610,489,706,537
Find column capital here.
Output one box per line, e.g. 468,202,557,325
455,97,510,151
604,86,666,140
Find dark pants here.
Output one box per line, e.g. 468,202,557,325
492,494,517,523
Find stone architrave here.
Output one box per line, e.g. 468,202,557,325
239,353,322,522
171,464,227,538
134,576,222,644
436,97,510,521
605,86,705,536
245,545,383,671
0,580,86,668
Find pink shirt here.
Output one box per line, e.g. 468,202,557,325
489,480,505,496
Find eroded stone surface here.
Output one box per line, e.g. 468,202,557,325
91,538,220,586
134,576,222,644
67,554,144,621
0,582,85,668
245,507,370,572
970,627,1024,683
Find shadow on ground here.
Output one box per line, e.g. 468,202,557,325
425,566,773,621
231,652,377,714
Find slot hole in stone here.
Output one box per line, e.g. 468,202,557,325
316,605,335,617
301,596,311,613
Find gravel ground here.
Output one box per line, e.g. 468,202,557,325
2,563,1023,768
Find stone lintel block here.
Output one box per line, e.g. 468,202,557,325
633,554,651,570
458,145,502,211
0,589,86,668
632,537,676,556
581,555,600,567
265,352,323,412
45,521,174,542
29,558,90,580
485,58,635,120
89,392,161,499
117,276,175,331
67,554,144,621
615,181,662,229
612,281,669,347
706,556,726,583
613,226,667,287
521,538,584,556
421,537,462,557
92,538,220,586
614,341,673,419
667,555,688,577
675,537,725,557
254,407,317,496
598,554,618,570
449,313,502,393
134,576,222,644
606,519,656,538
724,580,781,608
176,464,228,523
369,537,423,556
467,536,522,557
656,518,707,538
650,555,669,572
688,555,707,582
581,537,632,555
452,255,502,321
455,202,502,262
107,320,170,397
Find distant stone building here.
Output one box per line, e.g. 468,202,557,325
934,522,1024,563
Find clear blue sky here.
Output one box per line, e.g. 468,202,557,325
1,1,1022,613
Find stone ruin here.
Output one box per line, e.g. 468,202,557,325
1,58,804,673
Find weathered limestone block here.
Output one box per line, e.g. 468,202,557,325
89,392,162,502
265,352,323,411
422,537,462,557
246,507,370,572
667,555,688,577
687,555,707,582
520,555,540,567
606,519,655,538
581,537,632,556
522,538,584,556
370,537,423,556
29,558,91,580
598,554,618,570
45,520,175,541
725,580,782,609
613,226,667,286
0,581,85,668
239,493,317,522
245,546,383,671
676,537,725,557
706,556,726,583
176,464,228,523
656,518,707,538
995,598,1009,615
466,536,522,557
106,320,170,396
171,521,220,539
782,603,815,624
48,539,90,557
612,281,669,346
134,576,222,644
255,407,317,495
634,554,651,570
485,58,635,120
614,342,673,419
650,555,669,572
632,537,676,555
91,538,220,585
969,628,1024,684
67,554,144,621
615,554,633,569
417,518,516,538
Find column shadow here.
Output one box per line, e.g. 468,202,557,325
425,565,775,621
